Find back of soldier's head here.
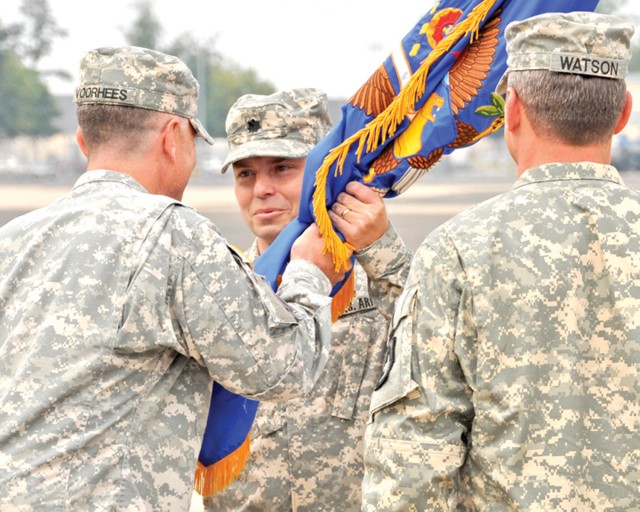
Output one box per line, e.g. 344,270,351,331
497,12,634,145
75,45,213,150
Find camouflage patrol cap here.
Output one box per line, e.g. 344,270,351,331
74,46,214,145
496,12,634,95
221,88,332,173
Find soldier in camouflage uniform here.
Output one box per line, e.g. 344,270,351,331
203,89,412,511
363,12,640,512
0,47,347,511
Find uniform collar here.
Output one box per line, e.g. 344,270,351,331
247,240,260,262
513,162,624,190
73,170,149,194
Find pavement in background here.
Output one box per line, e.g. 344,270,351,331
3,171,640,251
0,173,518,251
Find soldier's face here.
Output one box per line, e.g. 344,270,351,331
233,156,306,252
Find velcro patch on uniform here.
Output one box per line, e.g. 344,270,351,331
549,52,627,79
340,295,375,317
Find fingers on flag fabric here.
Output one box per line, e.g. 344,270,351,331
195,0,599,496
255,0,599,321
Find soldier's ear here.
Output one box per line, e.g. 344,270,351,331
160,117,181,164
76,127,88,158
613,91,633,135
504,87,521,134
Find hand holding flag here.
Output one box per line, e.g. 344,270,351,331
196,0,600,497
255,0,599,319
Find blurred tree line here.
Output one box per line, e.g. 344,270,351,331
0,0,638,139
0,0,65,138
122,0,275,136
0,0,275,139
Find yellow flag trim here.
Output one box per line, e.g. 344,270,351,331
312,0,497,317
194,433,252,497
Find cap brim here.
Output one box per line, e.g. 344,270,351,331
220,139,313,174
495,71,509,95
190,118,214,145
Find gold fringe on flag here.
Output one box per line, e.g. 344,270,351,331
331,270,355,322
312,0,497,317
193,434,252,497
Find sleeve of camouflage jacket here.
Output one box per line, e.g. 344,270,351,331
355,222,412,322
121,209,333,403
362,236,475,511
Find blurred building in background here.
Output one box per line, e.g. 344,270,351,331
2,75,640,185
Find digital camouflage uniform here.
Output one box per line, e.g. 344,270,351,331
205,223,411,511
364,13,639,512
0,48,334,512
204,88,412,510
364,164,640,511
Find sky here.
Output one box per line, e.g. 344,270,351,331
4,0,432,98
